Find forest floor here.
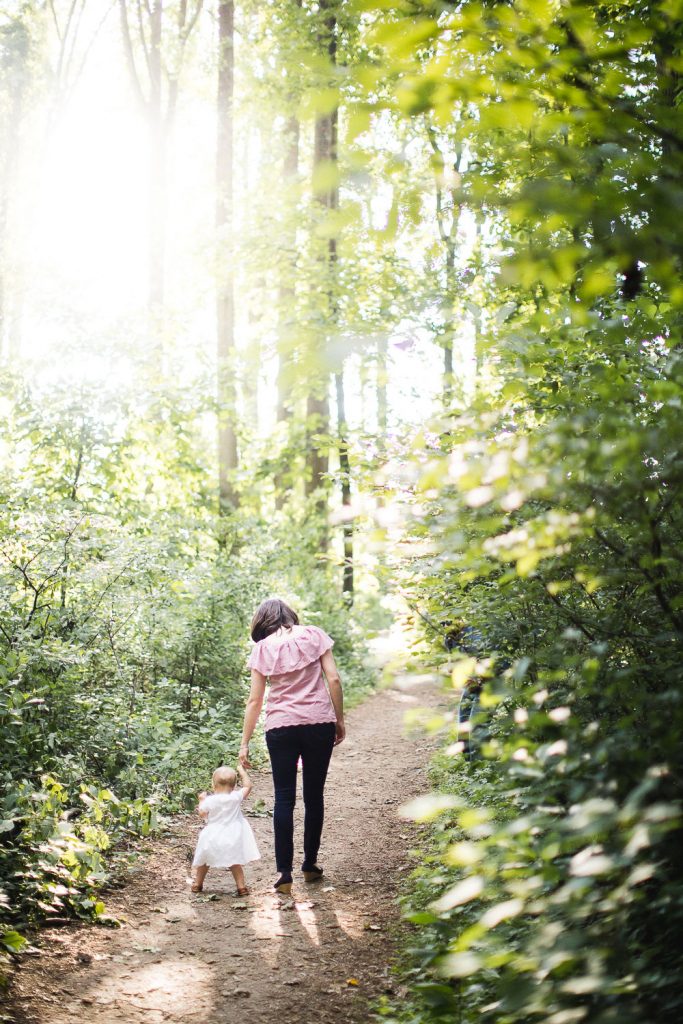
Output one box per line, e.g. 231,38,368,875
6,676,443,1024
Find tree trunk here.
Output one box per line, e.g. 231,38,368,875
307,0,338,509
148,1,165,316
0,16,29,362
119,0,204,363
244,268,265,433
377,334,388,435
306,99,337,506
276,113,300,426
216,0,238,513
274,112,300,509
473,209,484,380
443,244,455,404
426,125,465,407
311,1,351,591
375,333,388,506
335,369,353,601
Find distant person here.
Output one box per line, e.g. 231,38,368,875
239,598,345,896
191,763,260,895
445,621,510,761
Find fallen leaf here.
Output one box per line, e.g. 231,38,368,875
347,978,359,986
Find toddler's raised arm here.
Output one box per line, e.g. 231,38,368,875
237,763,253,799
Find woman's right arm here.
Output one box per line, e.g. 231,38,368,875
239,669,266,768
321,649,345,745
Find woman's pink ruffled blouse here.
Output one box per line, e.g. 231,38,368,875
247,624,336,731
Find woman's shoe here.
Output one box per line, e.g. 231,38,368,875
274,874,293,895
302,864,324,883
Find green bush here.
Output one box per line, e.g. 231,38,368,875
360,1,683,1020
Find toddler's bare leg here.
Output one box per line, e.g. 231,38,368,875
192,865,209,891
230,864,247,892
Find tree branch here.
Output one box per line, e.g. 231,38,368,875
119,0,147,109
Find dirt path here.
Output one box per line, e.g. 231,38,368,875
6,678,442,1024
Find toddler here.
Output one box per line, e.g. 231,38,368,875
191,763,261,895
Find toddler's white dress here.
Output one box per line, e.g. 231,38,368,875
192,789,261,868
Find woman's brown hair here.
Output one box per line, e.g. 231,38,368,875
250,598,299,642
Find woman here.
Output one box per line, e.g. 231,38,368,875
239,597,345,895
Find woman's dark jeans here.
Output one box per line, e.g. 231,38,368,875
265,721,336,874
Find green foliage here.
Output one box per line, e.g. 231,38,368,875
353,1,683,1022
0,371,373,964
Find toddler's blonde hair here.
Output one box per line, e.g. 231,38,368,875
212,765,237,790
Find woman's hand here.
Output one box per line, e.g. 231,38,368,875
239,672,266,771
334,719,346,746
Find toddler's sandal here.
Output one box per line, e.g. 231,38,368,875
191,883,203,893
233,887,250,897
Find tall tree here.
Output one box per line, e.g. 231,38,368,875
275,0,302,439
47,0,115,125
374,333,388,506
426,124,466,405
276,111,300,427
305,0,336,530
274,110,300,509
1,1,108,362
305,98,336,507
118,0,203,322
335,366,353,598
216,0,238,512
305,0,355,594
0,13,29,362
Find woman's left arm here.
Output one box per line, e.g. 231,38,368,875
239,670,266,768
321,649,345,745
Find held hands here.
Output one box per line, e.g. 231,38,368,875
334,719,346,746
239,744,252,769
